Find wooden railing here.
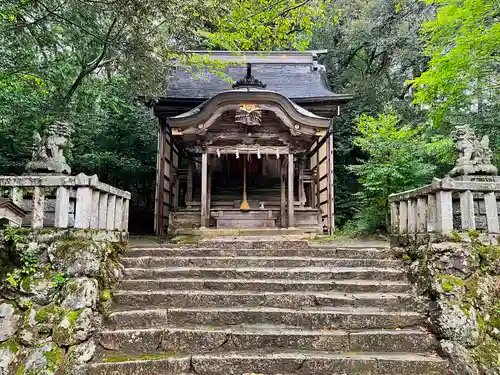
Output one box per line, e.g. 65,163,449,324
389,177,500,236
0,173,131,231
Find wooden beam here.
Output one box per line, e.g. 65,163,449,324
156,119,166,235
288,153,295,228
200,152,208,227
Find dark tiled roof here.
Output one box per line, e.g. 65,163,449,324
166,63,341,100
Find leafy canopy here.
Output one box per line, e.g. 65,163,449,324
349,109,453,232
410,0,500,125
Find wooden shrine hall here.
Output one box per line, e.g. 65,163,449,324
151,51,351,235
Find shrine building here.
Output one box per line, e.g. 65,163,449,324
151,51,351,235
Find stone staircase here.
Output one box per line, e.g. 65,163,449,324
89,240,448,375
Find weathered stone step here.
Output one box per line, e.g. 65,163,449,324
119,278,411,293
125,247,393,259
121,256,401,268
89,351,447,375
123,266,406,281
98,325,438,355
112,290,415,311
106,307,424,330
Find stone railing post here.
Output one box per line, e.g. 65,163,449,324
32,187,45,229
98,193,108,229
390,202,399,234
436,190,453,233
114,197,123,231
408,199,417,234
459,190,475,230
399,201,408,234
427,193,437,232
106,195,116,230
484,192,499,233
90,190,100,229
416,197,427,233
54,186,70,228
122,199,130,231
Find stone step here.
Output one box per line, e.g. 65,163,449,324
122,266,406,281
106,307,424,330
118,278,411,293
98,325,439,355
125,247,394,259
121,256,401,269
112,290,415,311
89,351,448,375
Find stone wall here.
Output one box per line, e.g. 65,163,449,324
0,229,126,375
397,233,500,375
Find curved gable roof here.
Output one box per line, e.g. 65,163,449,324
166,51,348,101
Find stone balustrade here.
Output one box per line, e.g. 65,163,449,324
0,173,131,231
389,177,500,239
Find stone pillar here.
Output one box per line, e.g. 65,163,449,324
399,201,408,233
407,199,417,234
32,187,45,229
436,190,453,233
427,193,437,232
54,187,70,228
75,187,93,229
98,193,108,229
484,192,499,233
122,199,130,231
390,202,399,234
459,190,475,230
10,187,23,207
416,197,427,233
200,151,208,228
114,197,123,231
90,190,100,229
288,153,294,228
106,195,116,230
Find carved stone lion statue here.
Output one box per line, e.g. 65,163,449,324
449,125,497,177
26,121,72,174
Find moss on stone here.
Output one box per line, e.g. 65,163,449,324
450,230,462,243
103,351,178,363
20,275,32,293
472,335,500,372
43,345,65,372
15,365,25,375
438,274,465,293
99,290,111,303
0,338,20,354
35,303,60,324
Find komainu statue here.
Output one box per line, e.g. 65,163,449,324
449,125,498,177
26,121,72,174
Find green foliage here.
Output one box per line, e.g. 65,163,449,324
51,272,69,291
348,109,453,232
410,0,500,131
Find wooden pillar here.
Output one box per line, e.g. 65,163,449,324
201,151,208,227
280,157,286,228
298,158,306,207
186,160,194,208
155,120,166,235
207,155,212,223
288,153,294,228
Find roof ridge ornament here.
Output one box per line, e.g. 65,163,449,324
232,63,267,89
